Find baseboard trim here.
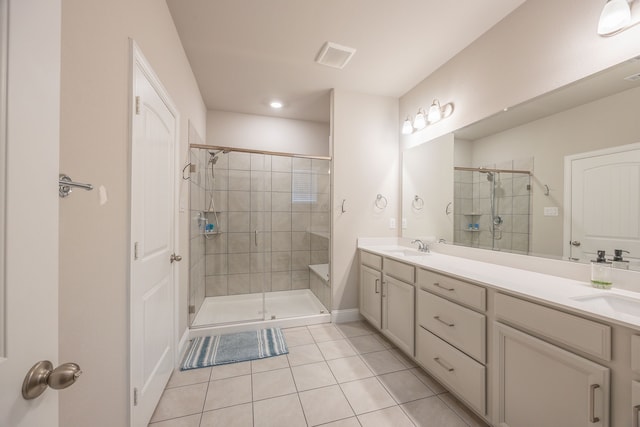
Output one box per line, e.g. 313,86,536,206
331,308,362,323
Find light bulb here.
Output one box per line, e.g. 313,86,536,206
413,109,426,130
598,0,631,35
401,117,413,134
427,99,442,123
270,101,283,109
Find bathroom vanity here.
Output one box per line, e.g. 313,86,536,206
358,239,640,427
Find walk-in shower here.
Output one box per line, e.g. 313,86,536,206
188,144,331,333
453,165,532,253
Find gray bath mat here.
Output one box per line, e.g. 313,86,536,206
180,327,288,370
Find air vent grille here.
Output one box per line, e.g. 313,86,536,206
315,42,356,69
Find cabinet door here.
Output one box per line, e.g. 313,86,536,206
382,275,415,356
494,323,609,427
360,265,382,329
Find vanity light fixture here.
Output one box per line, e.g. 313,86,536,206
269,101,283,109
413,108,427,130
402,100,455,135
401,116,413,135
598,0,634,36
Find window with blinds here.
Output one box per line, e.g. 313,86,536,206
292,170,317,203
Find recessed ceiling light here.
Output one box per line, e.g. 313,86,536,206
270,101,283,109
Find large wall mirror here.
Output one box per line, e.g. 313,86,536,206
403,55,640,269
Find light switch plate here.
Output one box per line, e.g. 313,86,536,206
544,207,559,216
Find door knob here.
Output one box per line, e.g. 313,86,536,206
570,240,581,247
22,360,82,400
170,253,182,263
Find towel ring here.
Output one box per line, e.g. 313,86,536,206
375,194,388,209
412,195,424,210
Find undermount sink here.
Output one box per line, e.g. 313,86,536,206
385,249,430,257
570,293,640,319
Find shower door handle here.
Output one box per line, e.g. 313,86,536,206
254,230,258,246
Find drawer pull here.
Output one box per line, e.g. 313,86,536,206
375,278,380,294
433,315,455,327
433,282,455,292
433,357,455,372
589,384,600,423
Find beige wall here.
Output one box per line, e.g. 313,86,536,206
59,0,206,425
400,0,640,149
331,90,399,310
207,110,330,157
466,85,640,257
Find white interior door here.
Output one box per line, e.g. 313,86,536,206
130,43,179,427
0,0,61,425
565,143,640,261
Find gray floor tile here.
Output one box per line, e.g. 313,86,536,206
340,377,396,415
253,393,307,427
401,396,467,427
378,369,435,403
317,339,357,360
299,385,355,426
327,356,375,383
291,361,337,391
358,405,415,427
200,403,253,427
167,367,211,388
204,375,252,411
148,413,201,427
287,343,325,366
150,383,207,423
360,350,406,375
252,367,297,401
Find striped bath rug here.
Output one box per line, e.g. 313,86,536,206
180,328,288,370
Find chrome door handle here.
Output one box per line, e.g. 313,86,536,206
22,361,82,400
570,240,581,247
170,253,182,263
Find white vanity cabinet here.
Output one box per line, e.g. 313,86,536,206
359,251,415,355
415,268,487,415
494,294,611,427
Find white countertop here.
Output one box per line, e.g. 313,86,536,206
358,240,640,331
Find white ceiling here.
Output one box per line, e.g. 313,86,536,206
166,0,526,123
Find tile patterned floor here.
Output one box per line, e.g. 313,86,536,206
148,321,489,427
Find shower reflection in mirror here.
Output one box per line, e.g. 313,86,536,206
453,160,532,253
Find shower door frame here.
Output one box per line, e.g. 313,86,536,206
189,144,332,328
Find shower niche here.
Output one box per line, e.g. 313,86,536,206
188,144,331,329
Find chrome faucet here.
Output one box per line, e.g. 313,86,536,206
411,239,430,252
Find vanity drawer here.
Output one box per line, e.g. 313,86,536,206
495,293,611,361
418,290,486,363
416,326,485,415
417,268,486,311
384,258,415,283
360,251,382,270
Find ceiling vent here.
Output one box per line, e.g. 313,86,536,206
624,72,640,82
315,42,356,69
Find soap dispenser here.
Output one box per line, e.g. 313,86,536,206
612,249,630,270
591,250,612,289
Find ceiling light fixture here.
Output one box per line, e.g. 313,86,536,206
402,117,413,135
598,0,635,36
270,101,283,109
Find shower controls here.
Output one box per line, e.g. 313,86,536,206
170,253,182,263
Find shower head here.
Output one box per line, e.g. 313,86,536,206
479,169,494,181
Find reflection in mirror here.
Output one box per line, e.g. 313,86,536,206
402,55,640,267
0,0,7,357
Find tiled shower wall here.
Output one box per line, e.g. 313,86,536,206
191,149,330,301
453,159,532,254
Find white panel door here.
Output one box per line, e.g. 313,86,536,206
0,0,61,425
566,144,640,261
130,44,178,427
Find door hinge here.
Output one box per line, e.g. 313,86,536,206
135,96,141,115
133,387,138,406
134,242,139,260
189,305,195,314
